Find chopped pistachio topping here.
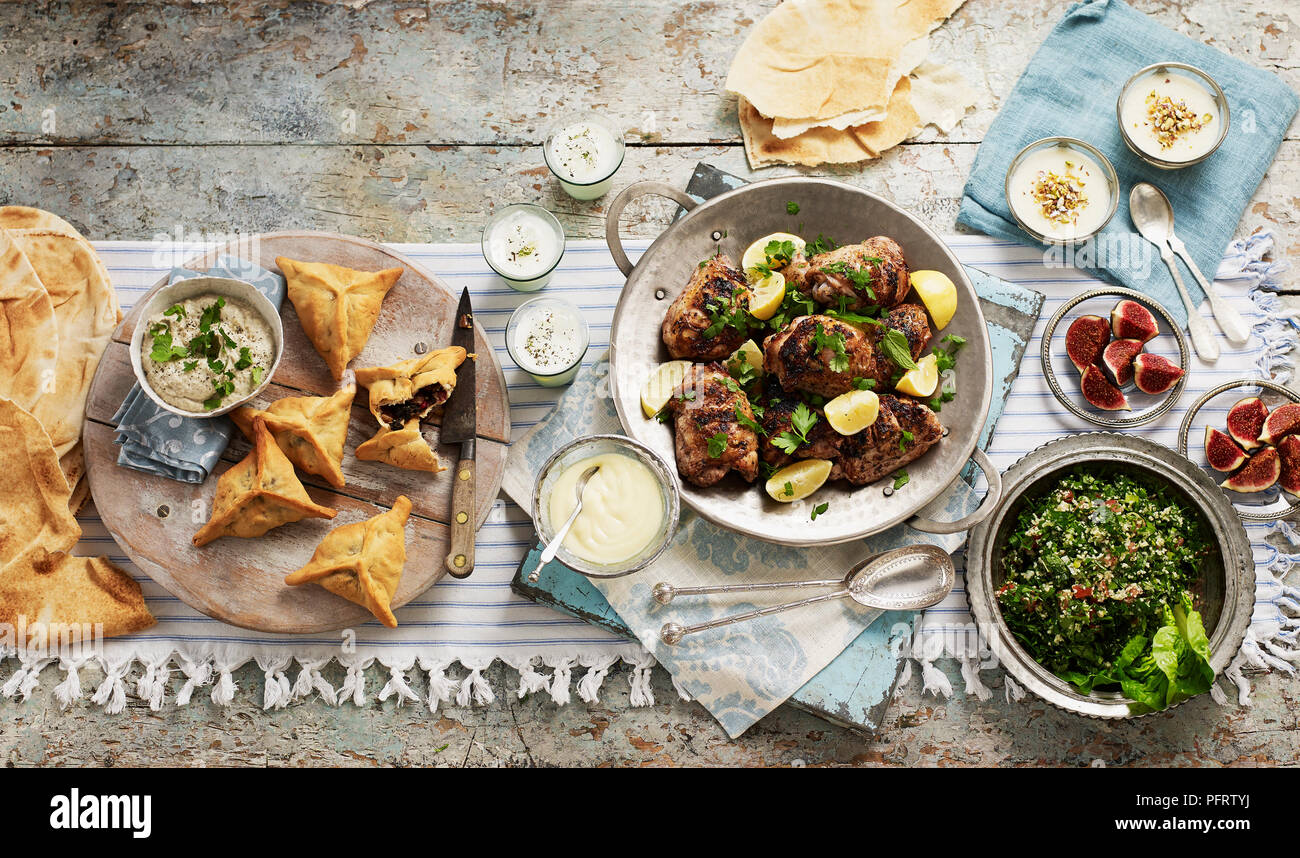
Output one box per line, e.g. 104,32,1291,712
1144,89,1212,149
1031,166,1089,226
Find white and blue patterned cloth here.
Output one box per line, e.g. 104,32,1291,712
109,256,286,483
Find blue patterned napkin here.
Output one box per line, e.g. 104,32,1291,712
957,0,1297,326
111,256,286,483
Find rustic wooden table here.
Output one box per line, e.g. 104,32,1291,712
1,0,1296,767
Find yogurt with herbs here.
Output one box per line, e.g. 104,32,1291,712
506,296,588,387
1120,68,1220,163
1007,144,1113,241
548,452,664,565
543,116,625,200
141,293,273,412
485,208,561,280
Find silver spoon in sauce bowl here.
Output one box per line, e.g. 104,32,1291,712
527,465,600,583
656,544,955,645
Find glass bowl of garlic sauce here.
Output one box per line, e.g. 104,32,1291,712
532,435,680,578
1005,137,1119,244
482,203,566,291
1118,62,1228,169
543,113,626,200
506,296,590,387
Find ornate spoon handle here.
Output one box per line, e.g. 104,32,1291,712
652,578,844,605
1167,233,1250,345
659,589,848,644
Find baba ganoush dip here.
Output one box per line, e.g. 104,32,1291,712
141,293,274,412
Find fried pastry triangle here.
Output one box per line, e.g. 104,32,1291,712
354,346,467,430
277,256,403,380
231,384,356,488
354,419,443,473
285,495,412,628
192,417,337,547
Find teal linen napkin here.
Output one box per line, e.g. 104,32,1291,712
957,0,1297,325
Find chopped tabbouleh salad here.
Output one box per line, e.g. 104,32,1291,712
997,470,1216,712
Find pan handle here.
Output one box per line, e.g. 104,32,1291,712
906,447,1002,535
605,181,699,276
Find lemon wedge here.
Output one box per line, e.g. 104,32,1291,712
910,270,958,330
748,271,786,321
727,339,764,377
824,389,880,435
895,353,939,398
765,458,833,503
741,232,807,279
640,360,692,418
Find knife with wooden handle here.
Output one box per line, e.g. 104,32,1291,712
440,288,477,578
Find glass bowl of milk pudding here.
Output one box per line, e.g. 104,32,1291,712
1118,62,1228,169
532,435,680,579
482,203,566,291
506,296,589,387
543,113,626,201
1004,137,1119,244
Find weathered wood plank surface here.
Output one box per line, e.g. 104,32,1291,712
1,0,1298,766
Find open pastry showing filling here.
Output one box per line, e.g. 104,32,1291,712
353,346,471,472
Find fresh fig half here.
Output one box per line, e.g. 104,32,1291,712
1227,397,1268,450
1132,352,1185,394
1222,445,1280,493
1259,402,1300,446
1100,339,1144,386
1080,365,1130,411
1204,427,1248,472
1277,436,1300,497
1065,315,1111,372
1111,299,1158,343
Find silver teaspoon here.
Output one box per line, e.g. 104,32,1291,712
658,544,955,645
526,464,600,583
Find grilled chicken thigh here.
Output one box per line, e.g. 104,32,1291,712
805,236,910,312
763,315,875,398
661,254,751,361
666,363,759,487
758,382,842,468
834,394,943,486
864,303,934,388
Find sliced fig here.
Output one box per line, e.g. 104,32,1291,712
1101,339,1144,387
1111,299,1159,343
1260,402,1300,446
1080,364,1130,411
1065,315,1111,372
1226,396,1269,450
1223,446,1280,492
1132,352,1185,394
1205,427,1248,472
1278,436,1300,497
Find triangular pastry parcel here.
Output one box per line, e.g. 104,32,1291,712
354,346,467,428
278,256,403,380
231,384,356,488
285,495,412,628
0,398,81,570
192,417,337,546
355,420,443,473
0,552,155,642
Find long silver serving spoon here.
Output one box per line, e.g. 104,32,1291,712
526,465,600,583
1130,182,1249,360
655,544,955,645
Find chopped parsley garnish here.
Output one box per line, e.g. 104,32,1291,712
810,502,829,521
806,233,838,255
707,431,729,459
823,259,878,299
734,403,765,437
853,377,876,391
163,304,186,318
726,354,760,390
772,403,818,454
892,471,910,490
899,429,914,452
783,481,794,498
811,323,850,374
933,334,967,372
234,346,254,371
148,329,188,363
786,201,800,215
703,286,752,340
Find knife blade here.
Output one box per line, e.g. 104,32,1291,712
440,287,477,578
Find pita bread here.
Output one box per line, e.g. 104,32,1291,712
0,231,60,411
278,256,403,380
285,495,412,628
905,60,978,135
740,96,876,168
726,0,966,122
0,398,80,571
231,385,356,489
192,417,337,546
0,552,154,642
355,419,444,473
0,207,120,320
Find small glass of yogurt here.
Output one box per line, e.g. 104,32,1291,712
1118,62,1228,169
543,113,626,200
1004,137,1119,244
505,296,589,387
482,203,565,292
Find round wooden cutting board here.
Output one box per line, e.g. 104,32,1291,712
82,232,511,633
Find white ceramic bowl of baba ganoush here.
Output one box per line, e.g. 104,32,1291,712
130,276,284,418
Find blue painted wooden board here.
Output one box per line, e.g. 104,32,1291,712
510,162,1045,734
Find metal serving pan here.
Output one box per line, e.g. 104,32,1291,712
966,433,1254,718
605,177,999,546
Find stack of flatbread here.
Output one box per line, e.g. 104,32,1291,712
726,0,978,167
0,208,154,643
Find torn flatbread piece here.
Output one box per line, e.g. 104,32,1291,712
285,495,412,628
0,230,59,412
0,398,80,571
192,417,337,546
0,552,155,642
231,385,356,489
278,256,403,381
